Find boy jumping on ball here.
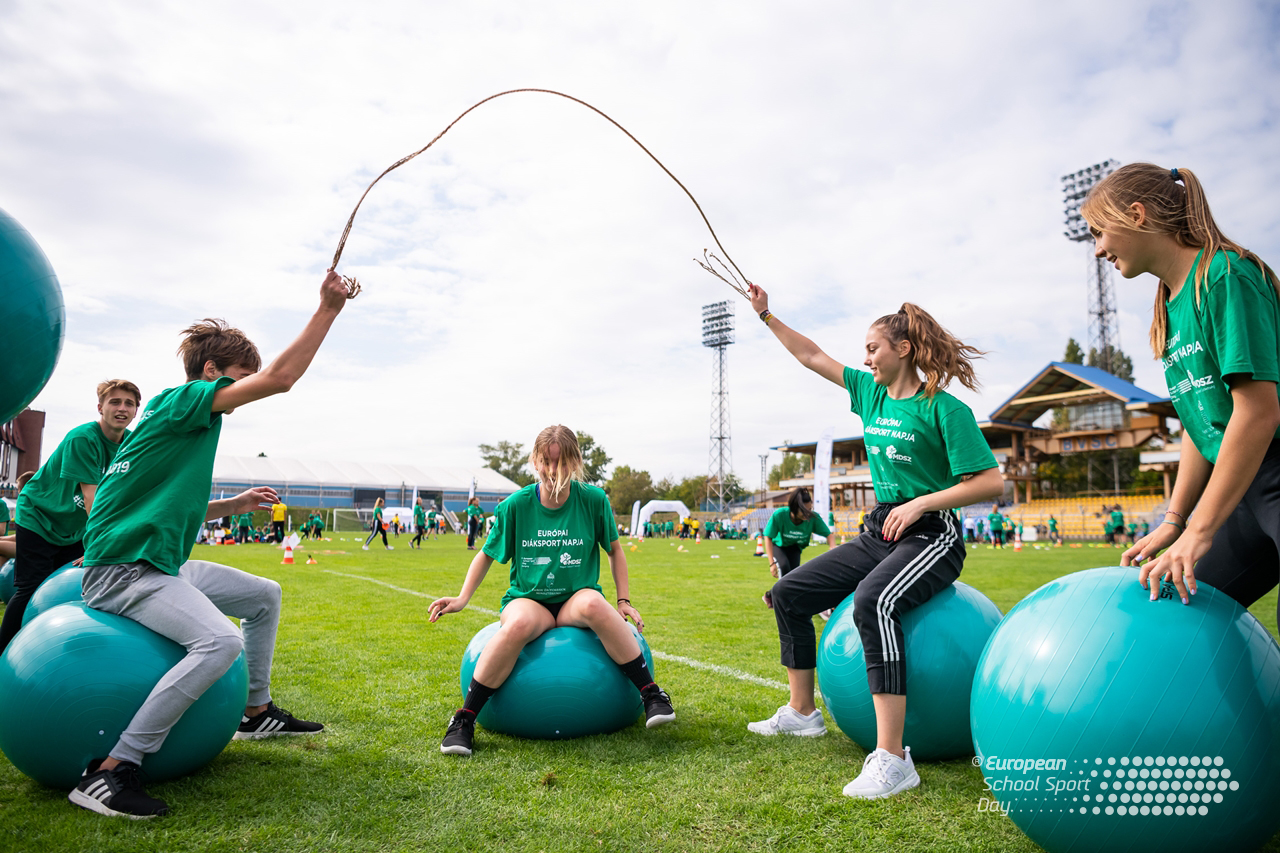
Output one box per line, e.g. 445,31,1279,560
69,270,356,819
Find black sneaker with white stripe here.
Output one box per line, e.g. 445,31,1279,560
68,760,170,819
641,684,675,728
233,702,324,740
440,710,475,756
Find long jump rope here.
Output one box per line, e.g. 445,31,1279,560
327,88,751,301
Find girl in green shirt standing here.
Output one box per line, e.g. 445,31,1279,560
1084,164,1280,618
760,488,830,608
745,284,1003,800
428,426,674,755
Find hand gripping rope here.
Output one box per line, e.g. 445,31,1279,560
328,88,751,298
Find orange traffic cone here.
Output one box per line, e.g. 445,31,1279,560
754,534,765,557
306,554,318,565
1014,534,1022,552
282,544,295,565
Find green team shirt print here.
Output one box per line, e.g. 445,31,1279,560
1164,250,1280,464
844,367,996,504
987,512,1004,532
483,481,618,610
467,504,483,519
83,377,234,575
15,421,123,546
763,507,831,549
414,505,426,525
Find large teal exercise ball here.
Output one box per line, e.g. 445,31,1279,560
0,206,65,424
22,563,82,623
0,559,14,604
817,580,1002,760
459,623,654,739
0,601,248,788
970,567,1280,853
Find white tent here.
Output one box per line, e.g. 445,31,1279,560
631,499,692,537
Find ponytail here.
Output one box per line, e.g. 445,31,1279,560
1082,163,1280,358
873,303,985,399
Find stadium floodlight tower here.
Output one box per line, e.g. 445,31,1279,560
702,300,735,513
1062,159,1122,375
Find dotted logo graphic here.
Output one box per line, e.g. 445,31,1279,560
1079,755,1237,817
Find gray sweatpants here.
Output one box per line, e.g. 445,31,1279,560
81,559,282,766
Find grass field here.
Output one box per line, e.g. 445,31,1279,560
1,534,1278,853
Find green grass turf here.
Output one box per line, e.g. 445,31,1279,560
1,534,1277,852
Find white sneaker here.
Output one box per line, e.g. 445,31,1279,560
362,545,370,551
746,704,827,736
386,546,394,550
842,747,919,799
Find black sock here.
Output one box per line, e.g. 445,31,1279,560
617,653,655,692
461,678,498,716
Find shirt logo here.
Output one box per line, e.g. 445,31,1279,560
535,557,551,565
886,445,913,464
869,446,881,455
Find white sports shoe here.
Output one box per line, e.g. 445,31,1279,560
362,545,370,551
842,747,920,799
746,704,827,736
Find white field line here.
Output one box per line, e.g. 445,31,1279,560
324,569,787,691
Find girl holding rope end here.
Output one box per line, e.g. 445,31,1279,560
428,426,674,756
1084,165,1280,617
745,285,1002,800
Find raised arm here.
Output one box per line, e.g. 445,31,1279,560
747,284,847,387
211,271,354,413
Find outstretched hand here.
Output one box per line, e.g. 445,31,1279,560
747,283,769,316
618,601,645,633
428,596,466,623
230,487,279,513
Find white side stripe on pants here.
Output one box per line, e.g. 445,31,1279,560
875,513,958,694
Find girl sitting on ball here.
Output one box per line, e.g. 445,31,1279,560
1084,165,1280,619
428,425,674,755
745,285,1003,800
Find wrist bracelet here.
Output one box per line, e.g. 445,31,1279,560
759,309,773,325
1165,509,1187,522
1161,519,1184,531
617,598,631,605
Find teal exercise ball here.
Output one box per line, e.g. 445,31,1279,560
0,559,14,604
22,563,82,623
0,206,65,424
817,580,1002,760
0,601,248,789
970,567,1280,853
459,623,654,739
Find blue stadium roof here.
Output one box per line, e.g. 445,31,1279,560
985,362,1173,427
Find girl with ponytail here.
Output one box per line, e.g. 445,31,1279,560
429,425,674,756
745,285,1003,800
1083,164,1280,617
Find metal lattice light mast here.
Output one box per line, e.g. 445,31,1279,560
1062,160,1122,374
702,300,735,513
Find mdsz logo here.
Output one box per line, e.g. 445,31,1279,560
559,552,582,567
886,445,913,463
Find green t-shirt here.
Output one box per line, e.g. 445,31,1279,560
1049,518,1058,532
17,421,123,546
237,513,250,528
844,367,996,504
467,504,483,519
1164,250,1280,464
0,499,9,526
414,505,426,525
764,507,831,549
483,481,618,609
373,506,383,524
1109,510,1125,532
427,510,437,523
987,512,1004,532
83,377,233,574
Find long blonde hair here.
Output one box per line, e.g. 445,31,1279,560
873,303,984,399
529,425,585,502
1081,163,1279,357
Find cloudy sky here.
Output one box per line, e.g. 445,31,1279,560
5,0,1279,487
